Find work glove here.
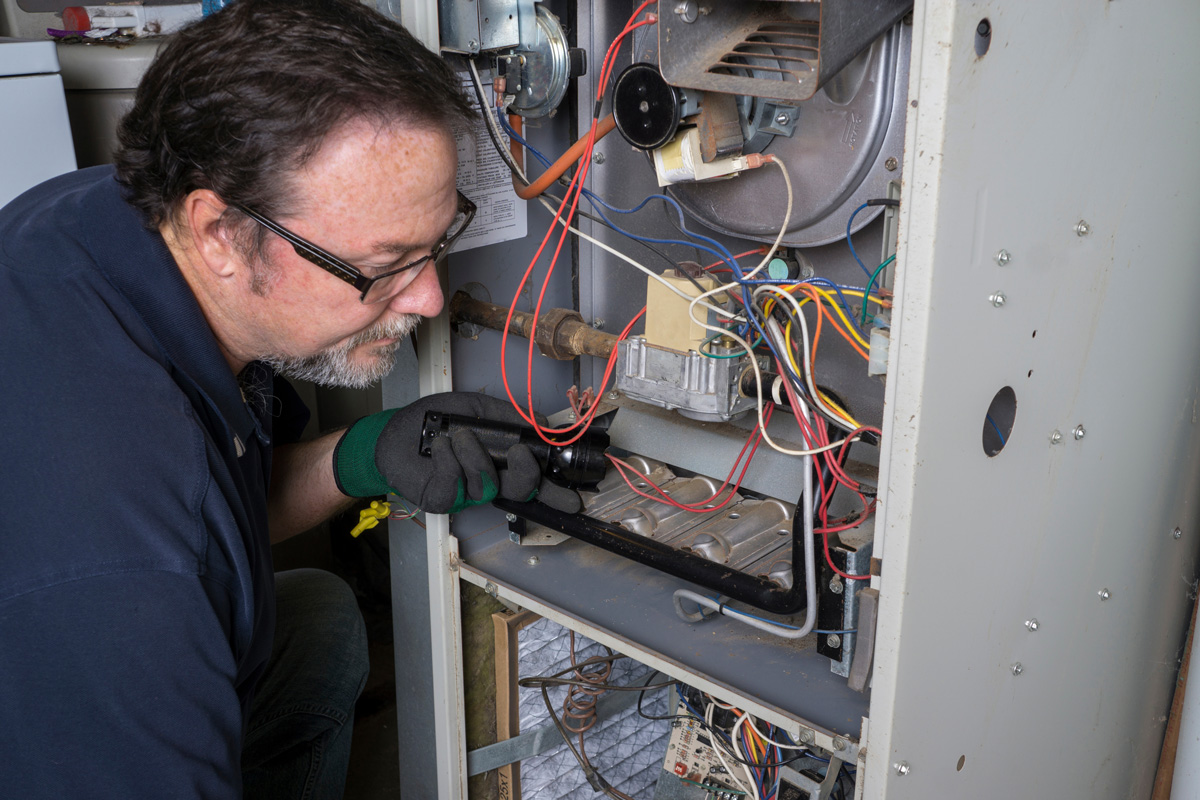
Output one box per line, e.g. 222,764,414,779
332,392,582,514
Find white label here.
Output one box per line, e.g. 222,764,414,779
450,72,527,253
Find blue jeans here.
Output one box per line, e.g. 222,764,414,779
241,569,369,800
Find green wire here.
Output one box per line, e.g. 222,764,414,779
698,331,761,359
860,254,896,328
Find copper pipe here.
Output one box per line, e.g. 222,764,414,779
450,291,617,361
508,113,618,200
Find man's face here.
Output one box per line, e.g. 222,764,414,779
245,118,459,388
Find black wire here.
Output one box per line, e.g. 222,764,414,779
635,675,815,771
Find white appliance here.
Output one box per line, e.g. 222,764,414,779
0,38,75,208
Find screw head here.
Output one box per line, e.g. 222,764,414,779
1075,219,1091,236
893,761,911,776
1025,618,1039,631
884,156,898,171
1073,424,1086,440
798,729,815,745
607,390,620,400
566,411,577,421
674,0,698,22
1175,527,1183,540
1011,662,1023,676
829,578,844,595
995,249,1012,266
833,737,847,751
484,581,498,597
775,112,790,124
1050,430,1063,445
826,634,842,649
527,555,540,566
592,318,606,329
989,291,1007,308
505,513,518,523
467,39,479,52
592,152,606,165
1098,588,1110,600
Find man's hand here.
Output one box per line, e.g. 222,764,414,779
332,392,581,514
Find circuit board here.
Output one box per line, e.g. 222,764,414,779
662,715,743,798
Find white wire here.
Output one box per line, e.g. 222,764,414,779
537,196,739,320
740,157,793,280
706,702,757,800
754,287,856,431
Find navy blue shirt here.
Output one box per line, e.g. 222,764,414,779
0,167,293,797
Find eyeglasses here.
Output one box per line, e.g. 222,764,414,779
235,190,476,304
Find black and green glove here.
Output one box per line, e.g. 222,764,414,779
332,392,581,514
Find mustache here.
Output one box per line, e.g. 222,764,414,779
347,314,421,347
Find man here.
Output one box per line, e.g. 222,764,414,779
0,0,573,795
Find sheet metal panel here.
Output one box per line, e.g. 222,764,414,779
867,1,1200,796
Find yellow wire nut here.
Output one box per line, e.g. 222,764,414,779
349,500,391,538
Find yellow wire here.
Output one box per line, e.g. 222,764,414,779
783,318,862,429
807,286,869,349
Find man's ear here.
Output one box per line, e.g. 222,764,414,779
180,189,242,279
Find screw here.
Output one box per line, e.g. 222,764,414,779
592,318,606,329
893,761,911,776
1073,425,1086,440
995,249,1012,266
467,39,479,52
1025,618,1039,632
607,390,620,400
1175,527,1183,540
527,555,540,566
1075,219,1091,236
798,729,815,745
592,152,606,164
566,411,577,421
1050,430,1063,445
1098,588,1110,600
484,582,498,598
674,1,698,22
829,577,844,595
833,737,847,751
448,553,459,572
885,156,898,171
989,291,1007,308
827,634,842,649
775,112,790,125
1011,662,1023,676
505,513,518,523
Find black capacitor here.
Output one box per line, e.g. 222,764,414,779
419,411,610,490
611,62,682,150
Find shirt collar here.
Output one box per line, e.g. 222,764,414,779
82,167,263,446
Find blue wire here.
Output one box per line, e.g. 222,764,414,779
499,109,805,379
804,277,869,338
986,413,1007,445
845,202,874,279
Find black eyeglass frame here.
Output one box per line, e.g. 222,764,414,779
235,190,476,302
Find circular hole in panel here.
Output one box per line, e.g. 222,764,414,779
703,504,715,509
1032,329,1037,338
636,482,648,489
777,529,789,536
1028,369,1033,378
975,18,992,56
728,513,741,520
957,755,966,772
983,386,1017,457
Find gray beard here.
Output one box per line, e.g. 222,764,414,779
262,314,421,389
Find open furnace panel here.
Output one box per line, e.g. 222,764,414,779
384,2,1200,799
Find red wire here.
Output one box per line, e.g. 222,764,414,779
499,3,657,445
605,405,773,513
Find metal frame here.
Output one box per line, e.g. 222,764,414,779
388,1,1200,797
